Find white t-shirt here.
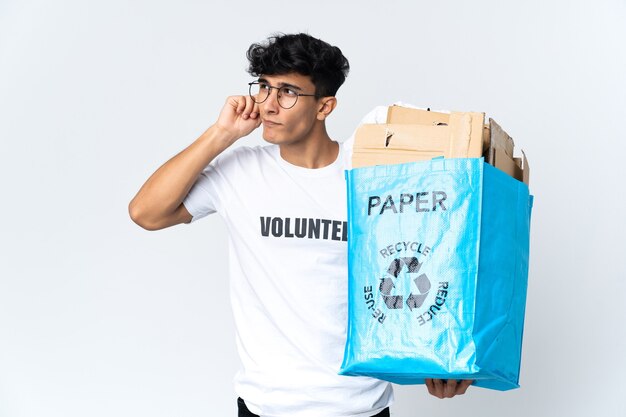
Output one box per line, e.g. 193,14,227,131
182,141,393,417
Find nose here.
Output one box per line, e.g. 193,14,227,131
262,87,280,114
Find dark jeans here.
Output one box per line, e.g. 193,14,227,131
237,397,390,417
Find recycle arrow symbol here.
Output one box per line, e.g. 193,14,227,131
406,274,431,311
379,277,402,309
379,257,431,311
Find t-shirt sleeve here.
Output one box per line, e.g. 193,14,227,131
182,145,259,223
182,163,220,223
182,147,241,223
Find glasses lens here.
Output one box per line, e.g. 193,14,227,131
277,87,297,109
249,83,269,103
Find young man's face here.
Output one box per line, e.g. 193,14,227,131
256,73,327,146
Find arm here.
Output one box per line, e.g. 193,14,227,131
128,96,261,231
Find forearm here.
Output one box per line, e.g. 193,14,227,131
129,124,235,227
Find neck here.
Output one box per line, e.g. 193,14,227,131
278,125,339,169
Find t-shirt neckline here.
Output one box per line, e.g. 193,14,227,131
271,141,344,178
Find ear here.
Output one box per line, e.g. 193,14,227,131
316,97,338,121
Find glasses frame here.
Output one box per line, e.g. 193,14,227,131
248,81,317,109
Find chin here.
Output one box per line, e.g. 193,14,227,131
262,131,287,145
261,135,280,145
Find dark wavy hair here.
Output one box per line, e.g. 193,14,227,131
246,33,350,97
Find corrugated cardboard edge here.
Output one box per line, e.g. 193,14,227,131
482,125,491,155
521,150,530,186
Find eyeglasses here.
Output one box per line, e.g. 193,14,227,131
248,81,317,109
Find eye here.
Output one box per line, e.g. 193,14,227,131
280,87,298,97
258,83,270,91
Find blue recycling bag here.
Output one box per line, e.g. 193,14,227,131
339,157,533,391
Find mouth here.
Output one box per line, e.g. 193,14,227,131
262,119,281,127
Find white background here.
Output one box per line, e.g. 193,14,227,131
1,0,625,416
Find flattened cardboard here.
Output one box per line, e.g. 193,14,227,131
353,124,451,168
491,148,523,182
486,118,530,185
386,105,450,125
482,125,491,155
489,118,514,158
521,150,530,185
450,112,484,158
353,111,485,168
355,105,530,186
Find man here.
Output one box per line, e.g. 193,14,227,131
129,33,470,417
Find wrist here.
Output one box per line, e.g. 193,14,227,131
205,124,239,147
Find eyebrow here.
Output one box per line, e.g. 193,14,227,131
257,77,303,91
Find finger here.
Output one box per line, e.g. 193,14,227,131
443,379,457,398
425,379,436,397
235,96,246,115
455,379,473,396
432,378,445,399
242,95,256,119
250,101,260,119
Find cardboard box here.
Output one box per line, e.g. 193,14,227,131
354,105,530,185
352,108,485,168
